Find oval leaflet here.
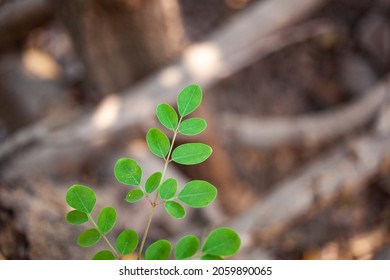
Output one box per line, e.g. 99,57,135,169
172,143,212,165
178,180,217,208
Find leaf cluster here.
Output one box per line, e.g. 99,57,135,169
66,185,138,259
65,84,240,260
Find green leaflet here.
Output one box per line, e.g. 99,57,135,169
175,235,200,260
177,84,202,117
145,172,162,194
92,250,116,260
77,229,101,247
171,143,212,165
146,128,170,158
125,189,144,203
116,229,139,255
202,227,241,257
145,240,171,260
159,178,177,200
114,158,142,186
66,210,89,225
178,118,207,136
178,180,217,208
156,103,178,131
164,201,186,219
66,185,96,214
201,254,224,260
97,206,117,234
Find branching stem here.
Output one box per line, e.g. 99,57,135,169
137,205,155,260
88,214,120,259
138,116,183,260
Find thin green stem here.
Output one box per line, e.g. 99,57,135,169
88,214,120,259
137,205,155,260
138,116,183,259
154,116,183,203
101,234,119,258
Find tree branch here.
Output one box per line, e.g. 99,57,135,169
0,0,328,167
230,89,390,258
0,0,53,51
221,76,389,150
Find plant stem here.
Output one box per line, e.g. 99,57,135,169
138,117,183,259
88,214,120,259
154,116,182,203
137,205,155,260
102,234,120,258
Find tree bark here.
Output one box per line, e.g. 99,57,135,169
52,0,186,94
0,0,53,52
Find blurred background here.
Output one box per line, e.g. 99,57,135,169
0,0,390,260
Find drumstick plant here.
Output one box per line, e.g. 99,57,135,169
65,84,241,260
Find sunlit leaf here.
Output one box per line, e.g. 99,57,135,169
145,240,171,260
97,206,117,234
175,235,200,259
164,201,186,219
146,128,170,158
125,189,144,203
202,227,241,257
114,158,142,186
177,84,202,117
77,229,101,247
156,103,178,131
178,118,206,136
92,250,116,260
66,184,96,214
178,180,217,208
66,210,89,225
171,143,212,165
145,172,162,194
116,229,139,255
159,178,177,200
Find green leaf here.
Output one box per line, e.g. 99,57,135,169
145,240,171,260
97,206,117,234
116,229,139,255
66,184,96,214
66,210,89,225
178,118,207,136
92,250,116,260
202,227,241,257
172,143,212,165
146,128,170,158
125,189,144,203
145,172,162,194
178,180,217,208
77,229,101,247
175,235,200,259
114,158,142,186
164,201,186,219
159,178,177,200
201,254,224,260
177,84,202,117
156,103,178,131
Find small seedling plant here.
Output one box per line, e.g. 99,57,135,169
65,84,241,260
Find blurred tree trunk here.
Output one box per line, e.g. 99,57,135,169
52,0,186,94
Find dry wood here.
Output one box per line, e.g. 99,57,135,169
52,0,186,94
229,83,390,258
221,75,389,150
0,0,328,165
0,0,53,51
0,0,328,220
47,0,328,145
